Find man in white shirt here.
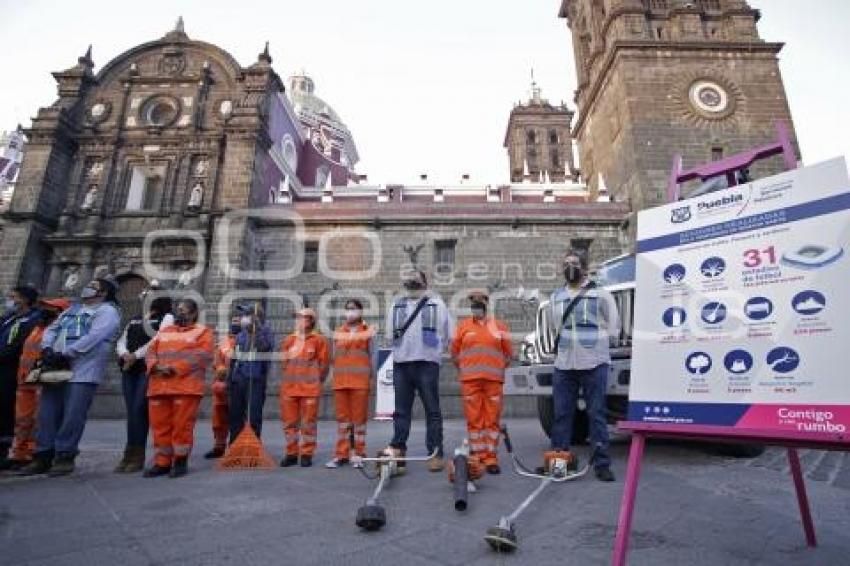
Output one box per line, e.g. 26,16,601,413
384,270,453,472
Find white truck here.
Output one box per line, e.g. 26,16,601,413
506,254,635,442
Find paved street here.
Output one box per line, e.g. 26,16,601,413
1,419,849,565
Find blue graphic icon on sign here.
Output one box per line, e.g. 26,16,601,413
686,352,712,375
700,302,727,325
744,297,774,321
700,256,726,278
663,263,687,284
792,290,826,315
767,347,800,374
662,307,687,328
724,350,754,374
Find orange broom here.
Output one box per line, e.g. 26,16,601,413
217,302,276,470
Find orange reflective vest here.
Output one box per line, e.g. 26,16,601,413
214,334,237,377
332,322,374,391
450,317,513,382
17,325,46,385
280,331,330,397
146,324,215,397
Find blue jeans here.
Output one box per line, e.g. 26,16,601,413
390,361,443,457
228,377,267,442
121,370,149,448
36,382,98,458
551,364,611,469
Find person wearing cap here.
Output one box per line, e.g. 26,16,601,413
548,250,621,482
143,298,214,478
0,286,43,469
114,286,173,473
204,311,240,459
385,269,453,473
227,303,273,443
450,289,513,474
326,299,375,469
20,278,121,477
279,307,330,468
5,297,70,470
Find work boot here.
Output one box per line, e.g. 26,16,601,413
280,455,298,467
204,446,225,459
324,457,348,469
143,464,171,478
169,457,188,478
389,447,406,475
47,454,76,477
0,445,10,470
114,447,131,473
428,455,445,473
486,464,501,475
123,446,145,473
300,455,313,467
595,466,615,482
16,455,52,476
2,459,28,472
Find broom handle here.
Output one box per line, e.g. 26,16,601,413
246,301,258,428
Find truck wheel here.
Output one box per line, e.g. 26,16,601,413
712,444,766,459
537,396,590,445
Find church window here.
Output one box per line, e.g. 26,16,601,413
315,166,330,188
434,239,456,275
303,241,319,273
711,146,724,161
550,149,561,168
526,130,537,145
548,129,559,144
140,96,180,127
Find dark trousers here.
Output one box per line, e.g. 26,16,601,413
121,370,149,448
0,368,16,450
390,361,443,457
551,364,611,469
36,382,98,458
228,377,267,442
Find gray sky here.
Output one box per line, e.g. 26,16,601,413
1,0,847,184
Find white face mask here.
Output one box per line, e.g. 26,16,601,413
80,287,99,300
345,309,361,323
240,315,252,328
4,299,15,311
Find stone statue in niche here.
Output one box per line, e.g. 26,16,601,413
81,184,98,213
175,264,195,289
194,158,208,178
62,265,80,293
187,181,204,211
88,161,104,179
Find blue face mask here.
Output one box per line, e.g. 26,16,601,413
80,287,99,300
230,323,241,335
4,299,15,311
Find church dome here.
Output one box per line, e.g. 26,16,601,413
289,71,343,125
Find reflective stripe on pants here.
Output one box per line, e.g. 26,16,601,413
281,395,319,457
149,395,201,467
461,379,503,466
334,389,369,459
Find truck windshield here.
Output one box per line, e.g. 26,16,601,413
596,255,636,286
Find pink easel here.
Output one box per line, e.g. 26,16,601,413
611,422,849,566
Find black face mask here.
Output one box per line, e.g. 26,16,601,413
470,300,487,311
175,313,191,327
229,323,241,335
564,264,582,284
403,279,424,291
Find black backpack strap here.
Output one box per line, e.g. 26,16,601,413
393,296,431,341
555,281,597,354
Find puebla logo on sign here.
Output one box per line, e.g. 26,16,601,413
671,205,692,224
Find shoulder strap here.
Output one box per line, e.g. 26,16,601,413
555,281,597,355
394,296,430,340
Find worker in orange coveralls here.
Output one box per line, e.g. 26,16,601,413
450,289,513,474
325,299,374,469
204,312,240,459
144,298,214,478
6,298,71,470
279,308,329,468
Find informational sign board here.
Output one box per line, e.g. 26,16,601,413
629,157,850,435
374,348,394,420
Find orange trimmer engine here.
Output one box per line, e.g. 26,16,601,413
543,450,577,474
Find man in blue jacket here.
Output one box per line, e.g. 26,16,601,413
228,304,274,441
20,278,121,477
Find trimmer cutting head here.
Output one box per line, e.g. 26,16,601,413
355,504,386,531
484,521,518,552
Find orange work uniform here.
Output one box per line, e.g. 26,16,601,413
279,331,329,458
146,324,214,467
11,326,46,462
211,334,236,450
331,322,374,459
450,317,513,466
